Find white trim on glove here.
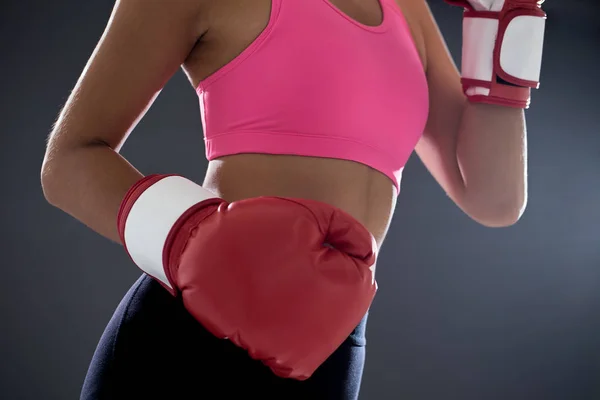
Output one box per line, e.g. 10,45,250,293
499,14,545,85
123,176,219,289
462,12,545,91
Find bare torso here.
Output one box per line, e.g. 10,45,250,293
179,0,426,246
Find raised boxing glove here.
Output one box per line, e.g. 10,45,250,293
117,174,378,380
446,0,547,108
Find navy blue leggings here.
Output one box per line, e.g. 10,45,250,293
81,274,368,399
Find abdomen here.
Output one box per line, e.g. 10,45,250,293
202,154,397,246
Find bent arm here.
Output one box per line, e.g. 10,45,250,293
41,0,206,242
412,1,528,227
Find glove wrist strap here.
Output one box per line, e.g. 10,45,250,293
118,174,220,293
461,7,546,108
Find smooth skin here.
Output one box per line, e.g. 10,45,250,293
41,0,528,248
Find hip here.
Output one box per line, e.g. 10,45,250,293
82,274,369,399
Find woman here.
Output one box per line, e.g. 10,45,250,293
41,0,546,398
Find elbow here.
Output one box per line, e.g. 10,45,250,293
40,158,61,207
41,129,65,206
474,209,524,228
466,196,527,228
40,136,94,206
40,144,71,207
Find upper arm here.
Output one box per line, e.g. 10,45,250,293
49,0,206,152
410,1,468,200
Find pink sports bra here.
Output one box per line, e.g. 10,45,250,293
196,0,429,190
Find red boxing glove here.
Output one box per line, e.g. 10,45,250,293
445,0,547,108
118,174,377,380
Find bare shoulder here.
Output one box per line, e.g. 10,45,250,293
106,0,209,44
391,0,456,75
114,0,208,24
49,0,210,151
99,0,210,69
391,0,436,71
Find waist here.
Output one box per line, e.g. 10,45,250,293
204,131,407,190
202,154,397,246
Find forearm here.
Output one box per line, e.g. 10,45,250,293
456,102,527,223
41,144,143,242
444,0,543,224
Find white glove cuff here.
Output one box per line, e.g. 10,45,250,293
462,9,546,94
122,175,219,289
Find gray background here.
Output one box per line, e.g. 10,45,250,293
1,0,599,399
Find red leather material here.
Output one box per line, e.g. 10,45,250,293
169,197,376,380
119,180,378,380
445,0,546,109
461,77,532,108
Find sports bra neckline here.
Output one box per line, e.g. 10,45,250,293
320,0,389,32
